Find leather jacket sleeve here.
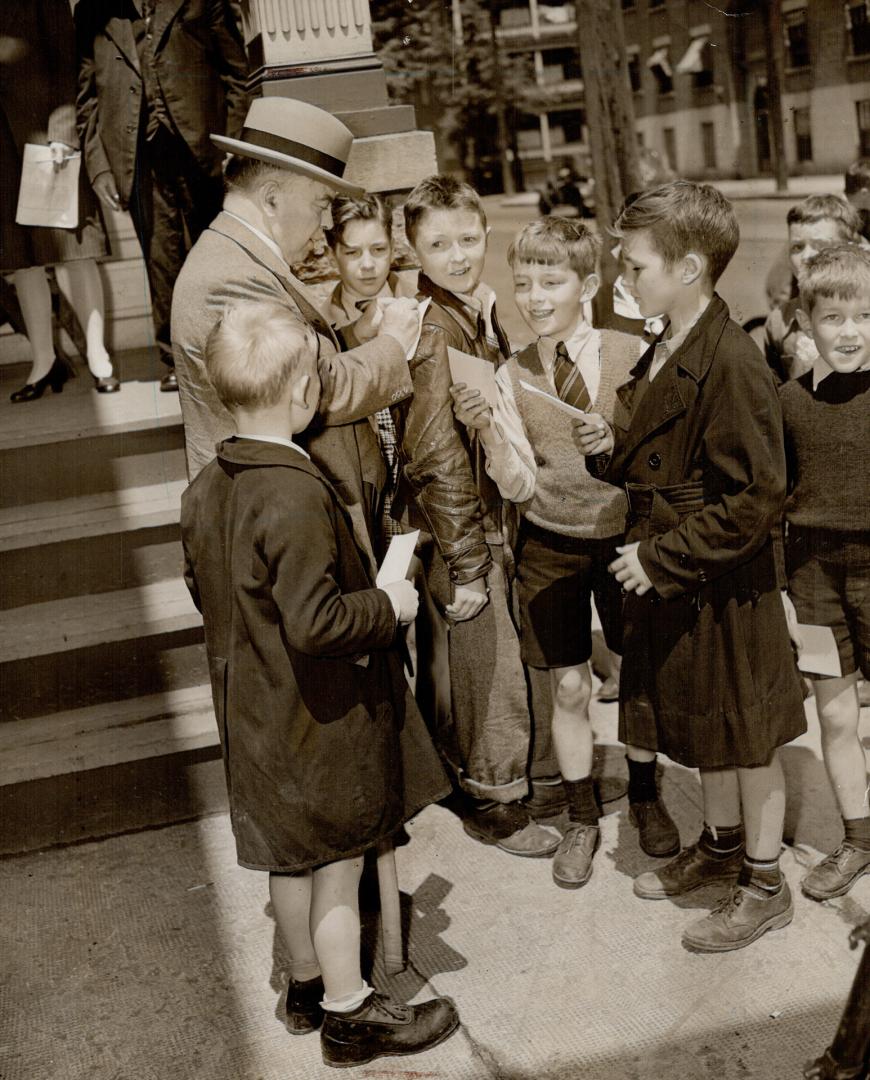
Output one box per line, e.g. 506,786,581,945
396,322,492,586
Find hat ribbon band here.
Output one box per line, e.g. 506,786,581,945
240,127,346,178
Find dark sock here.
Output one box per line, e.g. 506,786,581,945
738,855,783,896
562,776,600,826
698,822,744,859
627,757,658,804
843,816,870,852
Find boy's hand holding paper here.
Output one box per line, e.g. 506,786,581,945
450,383,493,433
448,347,498,408
377,531,421,626
573,413,614,456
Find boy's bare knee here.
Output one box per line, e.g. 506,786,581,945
554,666,592,711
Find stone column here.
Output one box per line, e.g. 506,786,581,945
240,0,437,193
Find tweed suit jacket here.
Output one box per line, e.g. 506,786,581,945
171,211,414,574
74,0,249,200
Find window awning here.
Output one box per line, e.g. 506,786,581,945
676,36,709,74
647,47,672,76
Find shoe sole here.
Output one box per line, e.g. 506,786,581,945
552,870,593,889
285,1018,322,1036
633,871,739,901
497,837,561,858
682,907,794,953
801,864,870,901
321,1015,461,1068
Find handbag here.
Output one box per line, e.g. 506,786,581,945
15,143,80,229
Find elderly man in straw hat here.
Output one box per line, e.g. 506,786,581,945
172,96,422,576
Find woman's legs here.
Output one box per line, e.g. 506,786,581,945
54,260,113,378
12,266,55,383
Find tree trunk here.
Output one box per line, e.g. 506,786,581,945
486,1,516,194
764,0,788,191
575,0,641,324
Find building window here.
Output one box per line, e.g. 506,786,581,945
702,122,716,168
517,114,544,152
548,108,585,146
784,8,810,68
622,0,636,9
647,45,673,95
792,107,813,161
541,46,582,84
663,127,677,171
499,0,532,30
627,51,642,93
676,34,713,89
857,99,870,155
637,129,645,147
649,0,665,9
847,2,870,57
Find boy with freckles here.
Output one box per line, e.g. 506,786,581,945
577,181,806,951
451,217,680,889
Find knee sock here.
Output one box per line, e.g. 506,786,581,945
698,822,744,860
562,776,600,826
627,757,658,804
843,816,870,852
738,855,783,897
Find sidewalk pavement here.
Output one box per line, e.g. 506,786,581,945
500,174,845,208
2,690,868,1080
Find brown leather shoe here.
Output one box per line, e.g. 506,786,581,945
804,1047,868,1079
320,992,459,1068
682,881,793,952
633,840,743,899
552,823,600,889
462,799,529,845
629,799,680,858
801,842,870,901
285,974,324,1035
496,819,562,858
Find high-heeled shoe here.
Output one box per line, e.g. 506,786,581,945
10,355,74,403
93,374,120,393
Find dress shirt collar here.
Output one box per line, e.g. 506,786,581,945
235,433,310,459
222,210,289,270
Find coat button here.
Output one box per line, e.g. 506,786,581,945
698,569,708,583
678,553,690,568
648,452,662,470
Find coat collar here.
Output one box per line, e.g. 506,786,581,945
417,273,511,357
208,212,339,347
615,294,731,462
216,436,323,478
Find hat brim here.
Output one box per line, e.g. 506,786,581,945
211,134,365,196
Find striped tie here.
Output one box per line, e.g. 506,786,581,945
552,340,592,412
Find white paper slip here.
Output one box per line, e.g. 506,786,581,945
371,297,431,360
518,379,588,420
376,530,420,587
16,144,81,229
447,347,498,407
796,624,841,678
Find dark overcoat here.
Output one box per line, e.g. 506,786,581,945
592,295,806,768
181,438,450,872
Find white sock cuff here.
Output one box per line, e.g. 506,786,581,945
321,980,372,1014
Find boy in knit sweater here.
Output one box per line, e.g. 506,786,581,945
782,244,870,902
451,218,679,888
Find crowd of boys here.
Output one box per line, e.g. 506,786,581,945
174,95,869,1076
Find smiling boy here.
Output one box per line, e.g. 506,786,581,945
764,195,861,383
781,244,870,902
451,217,679,888
392,176,555,855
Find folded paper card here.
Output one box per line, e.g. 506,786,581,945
796,624,841,678
518,379,589,420
16,144,80,229
447,347,498,407
367,297,431,361
376,530,420,588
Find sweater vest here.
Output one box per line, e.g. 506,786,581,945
506,330,637,539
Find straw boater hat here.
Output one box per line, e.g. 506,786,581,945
211,96,364,196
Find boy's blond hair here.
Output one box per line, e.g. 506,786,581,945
799,243,870,313
786,194,861,240
614,179,739,285
403,175,486,247
206,301,316,410
507,217,600,280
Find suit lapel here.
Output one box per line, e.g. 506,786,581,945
105,17,140,71
620,349,687,462
150,0,187,48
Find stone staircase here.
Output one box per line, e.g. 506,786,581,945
0,349,226,855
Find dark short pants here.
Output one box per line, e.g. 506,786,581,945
786,527,870,680
515,519,623,669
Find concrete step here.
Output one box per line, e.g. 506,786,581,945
0,481,187,607
0,578,206,722
0,684,217,787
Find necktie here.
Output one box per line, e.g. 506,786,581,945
552,340,592,412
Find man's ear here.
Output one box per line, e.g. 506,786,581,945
682,253,704,285
260,179,281,218
581,272,600,303
796,305,812,333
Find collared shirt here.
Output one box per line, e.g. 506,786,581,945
482,324,603,504
222,210,290,270
647,304,708,383
234,433,310,459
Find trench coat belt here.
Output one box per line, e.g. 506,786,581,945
624,481,708,521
